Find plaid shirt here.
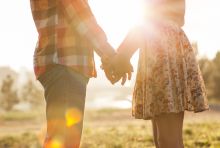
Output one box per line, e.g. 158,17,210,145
30,0,115,78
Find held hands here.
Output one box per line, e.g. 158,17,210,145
101,53,133,85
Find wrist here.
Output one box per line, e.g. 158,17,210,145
117,51,131,61
101,52,116,64
100,43,116,61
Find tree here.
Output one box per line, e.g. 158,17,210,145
19,72,44,107
21,79,44,105
212,52,220,99
0,75,19,111
198,57,215,98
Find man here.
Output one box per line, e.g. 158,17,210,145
30,0,131,147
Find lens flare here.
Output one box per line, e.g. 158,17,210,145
65,108,82,127
37,125,47,146
44,138,64,148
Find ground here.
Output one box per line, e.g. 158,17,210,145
0,107,220,148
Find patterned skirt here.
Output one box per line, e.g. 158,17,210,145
132,21,209,120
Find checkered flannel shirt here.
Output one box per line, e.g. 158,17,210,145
30,0,115,78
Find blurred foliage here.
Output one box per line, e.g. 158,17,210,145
0,75,19,111
199,51,220,101
1,51,220,111
0,133,41,148
0,69,44,111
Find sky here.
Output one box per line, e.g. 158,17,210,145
0,0,220,72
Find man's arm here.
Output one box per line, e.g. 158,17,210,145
59,0,115,59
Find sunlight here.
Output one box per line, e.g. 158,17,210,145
89,0,147,48
45,138,64,148
65,108,82,127
1,0,220,70
121,0,146,25
89,0,148,82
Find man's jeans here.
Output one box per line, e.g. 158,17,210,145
38,64,89,148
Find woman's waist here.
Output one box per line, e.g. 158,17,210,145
146,13,184,27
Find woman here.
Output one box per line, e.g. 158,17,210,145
108,0,209,147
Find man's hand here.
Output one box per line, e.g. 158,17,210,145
101,60,118,84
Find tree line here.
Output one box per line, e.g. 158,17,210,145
0,51,220,111
199,51,220,100
0,72,44,111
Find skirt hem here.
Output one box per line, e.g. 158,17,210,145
132,107,210,120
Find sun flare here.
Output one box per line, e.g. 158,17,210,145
119,0,147,25
89,0,148,47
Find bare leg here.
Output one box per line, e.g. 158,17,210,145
151,119,160,148
154,112,184,148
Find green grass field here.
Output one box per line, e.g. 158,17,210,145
0,108,219,148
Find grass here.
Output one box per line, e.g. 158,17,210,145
0,110,41,121
81,109,220,148
0,106,44,121
0,108,219,148
0,133,41,148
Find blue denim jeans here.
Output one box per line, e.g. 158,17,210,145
38,64,89,148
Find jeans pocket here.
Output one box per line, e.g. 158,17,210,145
66,68,89,85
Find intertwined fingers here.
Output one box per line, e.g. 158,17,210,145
101,61,118,84
114,64,133,85
101,53,133,85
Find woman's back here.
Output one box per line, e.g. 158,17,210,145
146,0,185,26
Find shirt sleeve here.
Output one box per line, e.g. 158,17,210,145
59,0,115,59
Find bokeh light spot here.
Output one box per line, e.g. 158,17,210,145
65,108,82,127
45,138,64,148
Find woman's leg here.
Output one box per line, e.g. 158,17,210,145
154,112,184,148
151,119,159,148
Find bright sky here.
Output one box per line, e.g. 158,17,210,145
0,0,220,71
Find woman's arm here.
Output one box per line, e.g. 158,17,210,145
103,26,144,84
117,26,144,60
